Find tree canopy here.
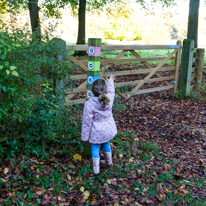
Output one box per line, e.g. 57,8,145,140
3,0,179,20
0,0,8,14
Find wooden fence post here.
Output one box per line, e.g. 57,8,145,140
174,40,181,93
84,38,101,157
50,38,66,108
195,48,205,91
179,39,195,96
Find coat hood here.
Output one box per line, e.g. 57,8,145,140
89,96,111,111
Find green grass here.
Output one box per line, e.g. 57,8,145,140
138,140,159,153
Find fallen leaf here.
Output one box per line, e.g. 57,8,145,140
63,203,70,206
112,181,117,185
107,179,111,184
36,191,42,196
83,190,90,199
67,174,71,180
83,196,88,200
80,187,84,192
3,168,9,174
135,203,143,206
91,198,97,204
156,194,165,201
29,159,39,164
60,190,67,194
165,164,171,170
73,154,82,161
42,194,51,205
143,187,148,192
79,197,86,203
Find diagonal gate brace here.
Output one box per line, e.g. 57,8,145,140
129,50,170,86
125,49,178,99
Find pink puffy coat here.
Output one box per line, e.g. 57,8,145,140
81,80,117,144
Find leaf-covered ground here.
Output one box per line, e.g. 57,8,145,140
1,66,206,205
1,90,206,205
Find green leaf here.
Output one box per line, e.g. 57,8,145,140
15,43,21,47
12,71,19,77
5,62,9,66
6,70,10,75
10,66,17,70
2,86,6,92
0,66,3,70
1,54,6,60
10,88,15,92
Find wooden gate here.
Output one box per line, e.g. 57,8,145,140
65,41,181,104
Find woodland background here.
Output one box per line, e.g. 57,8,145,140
0,0,206,205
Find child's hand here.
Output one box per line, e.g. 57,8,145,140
107,74,116,82
81,141,85,146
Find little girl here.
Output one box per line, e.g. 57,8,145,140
81,74,117,174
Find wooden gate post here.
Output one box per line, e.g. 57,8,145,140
174,40,182,93
84,38,101,157
195,48,205,91
50,38,66,108
179,39,195,96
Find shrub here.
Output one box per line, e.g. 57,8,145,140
189,84,206,103
0,19,80,159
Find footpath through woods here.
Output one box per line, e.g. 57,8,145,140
1,72,206,205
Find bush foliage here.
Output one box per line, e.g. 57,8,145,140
0,20,82,160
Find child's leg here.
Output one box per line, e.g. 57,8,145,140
91,144,100,158
102,141,111,153
102,142,113,165
91,144,100,174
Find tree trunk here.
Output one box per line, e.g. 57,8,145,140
74,0,87,56
187,0,200,49
28,0,41,40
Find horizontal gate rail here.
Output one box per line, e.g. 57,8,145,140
135,85,174,95
70,67,176,80
66,75,175,95
66,57,176,65
67,44,181,51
